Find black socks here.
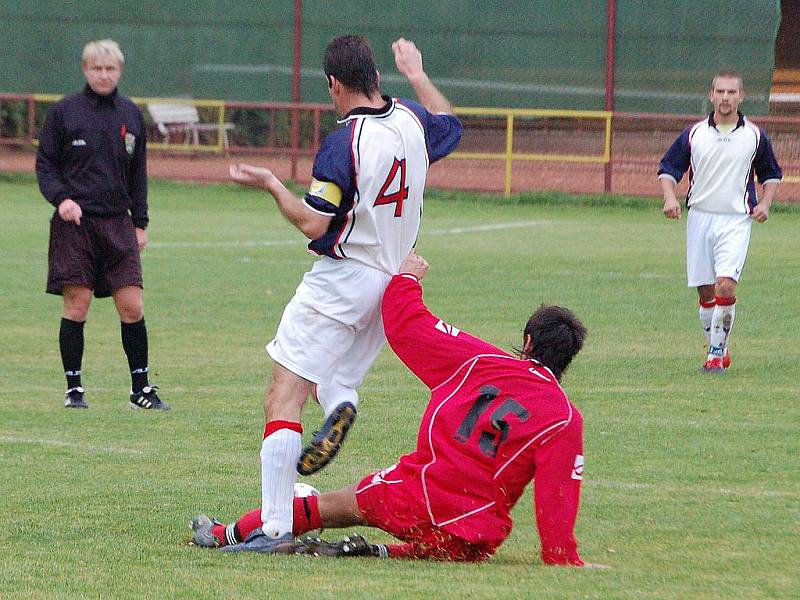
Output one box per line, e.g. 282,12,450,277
60,318,85,389
121,318,149,393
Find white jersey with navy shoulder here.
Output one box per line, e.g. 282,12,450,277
303,96,462,274
658,112,782,214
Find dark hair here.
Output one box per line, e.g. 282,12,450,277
523,305,587,381
323,35,380,97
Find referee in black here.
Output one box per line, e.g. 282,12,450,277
36,39,168,410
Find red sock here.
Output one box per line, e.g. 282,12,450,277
292,494,323,536
211,523,227,546
235,508,263,542
216,496,323,546
715,295,736,306
386,543,415,559
209,508,262,547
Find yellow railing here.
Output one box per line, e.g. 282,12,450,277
21,97,796,189
451,107,613,197
33,94,228,153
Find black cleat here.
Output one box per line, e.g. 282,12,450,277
297,402,357,475
293,533,388,558
129,385,170,410
64,387,88,409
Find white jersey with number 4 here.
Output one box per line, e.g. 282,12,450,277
303,96,462,274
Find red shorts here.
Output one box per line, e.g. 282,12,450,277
356,465,498,562
47,213,143,298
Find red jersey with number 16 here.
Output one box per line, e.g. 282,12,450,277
381,274,584,566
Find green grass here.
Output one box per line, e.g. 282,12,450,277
1,175,798,599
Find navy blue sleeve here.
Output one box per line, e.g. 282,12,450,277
658,127,691,183
303,125,355,215
399,99,463,163
753,129,782,184
129,107,149,228
35,103,70,207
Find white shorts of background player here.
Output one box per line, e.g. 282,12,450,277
686,209,752,288
267,257,391,416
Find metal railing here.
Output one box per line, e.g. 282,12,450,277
451,107,613,196
2,92,797,192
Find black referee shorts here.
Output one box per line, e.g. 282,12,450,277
47,212,143,298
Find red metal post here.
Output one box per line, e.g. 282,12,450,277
27,96,36,144
312,109,320,149
290,0,303,181
604,0,617,193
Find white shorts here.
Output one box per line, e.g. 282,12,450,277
686,209,752,287
267,258,391,392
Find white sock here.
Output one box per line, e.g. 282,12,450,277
699,302,715,345
260,428,301,539
315,382,358,418
707,300,735,360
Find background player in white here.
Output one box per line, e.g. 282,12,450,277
228,35,462,553
658,70,782,373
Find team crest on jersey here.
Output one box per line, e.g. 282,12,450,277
124,132,136,155
434,319,460,337
571,455,584,480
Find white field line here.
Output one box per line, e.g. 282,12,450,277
148,221,549,249
0,435,144,456
587,479,798,500
584,386,800,395
149,239,299,249
427,221,548,235
597,417,798,433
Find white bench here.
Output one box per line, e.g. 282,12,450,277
147,103,234,149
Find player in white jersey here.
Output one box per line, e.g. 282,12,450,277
658,70,782,373
227,35,462,554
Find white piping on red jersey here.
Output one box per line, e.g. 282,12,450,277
494,403,572,480
422,355,483,526
421,353,574,528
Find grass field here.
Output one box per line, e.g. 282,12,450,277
1,174,798,599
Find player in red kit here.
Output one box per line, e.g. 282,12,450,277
191,252,605,567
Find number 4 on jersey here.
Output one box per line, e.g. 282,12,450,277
374,157,408,217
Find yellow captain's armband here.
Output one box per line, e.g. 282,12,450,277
308,178,343,207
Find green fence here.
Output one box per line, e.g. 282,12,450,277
0,1,781,114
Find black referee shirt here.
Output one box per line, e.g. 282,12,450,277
36,84,149,228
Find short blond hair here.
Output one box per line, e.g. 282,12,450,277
82,39,124,65
711,70,743,92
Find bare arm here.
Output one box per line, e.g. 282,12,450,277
392,38,453,114
659,176,681,220
752,181,779,223
230,164,331,240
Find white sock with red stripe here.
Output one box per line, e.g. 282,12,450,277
260,420,302,539
698,298,716,346
707,296,735,361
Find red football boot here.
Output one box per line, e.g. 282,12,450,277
700,357,726,374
